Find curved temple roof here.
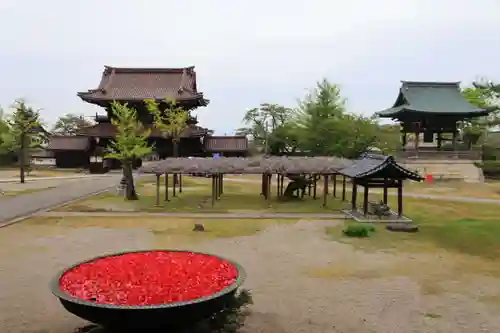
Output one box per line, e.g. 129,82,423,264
337,153,423,181
376,81,489,119
77,66,209,107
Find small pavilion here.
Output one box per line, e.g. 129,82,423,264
376,81,490,158
337,153,423,220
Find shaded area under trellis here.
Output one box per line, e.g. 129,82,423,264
139,155,422,218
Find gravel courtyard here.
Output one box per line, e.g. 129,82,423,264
1,219,499,333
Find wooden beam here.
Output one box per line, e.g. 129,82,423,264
363,185,369,216
342,176,346,201
179,174,183,193
351,179,357,210
332,174,337,197
211,175,216,206
172,173,177,197
155,174,160,206
383,177,388,204
322,175,328,207
164,173,169,201
397,180,403,217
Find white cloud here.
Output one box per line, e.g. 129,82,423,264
0,0,499,133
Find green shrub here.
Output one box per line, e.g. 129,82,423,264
476,160,500,179
342,224,375,238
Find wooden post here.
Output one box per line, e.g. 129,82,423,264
313,175,317,200
211,175,216,206
332,174,337,197
173,173,177,197
179,174,183,193
268,174,272,203
322,175,328,207
282,174,286,196
264,174,271,206
401,131,407,151
452,130,458,158
217,174,222,199
308,174,312,196
383,178,388,204
220,174,224,195
261,174,266,196
397,180,403,217
155,174,160,206
276,173,281,198
341,176,346,201
325,175,329,195
351,179,357,210
164,173,169,201
363,185,369,216
215,174,220,200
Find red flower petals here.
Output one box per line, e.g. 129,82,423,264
59,251,238,306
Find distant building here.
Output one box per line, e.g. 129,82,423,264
46,66,248,170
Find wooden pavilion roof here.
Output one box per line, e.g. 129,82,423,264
337,153,423,181
139,156,353,175
77,66,209,107
376,81,489,119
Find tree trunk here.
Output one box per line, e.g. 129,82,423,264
123,161,138,200
173,140,180,185
19,133,26,184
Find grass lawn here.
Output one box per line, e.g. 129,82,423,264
317,195,500,295
327,195,500,259
56,176,347,213
404,179,500,199
302,195,500,299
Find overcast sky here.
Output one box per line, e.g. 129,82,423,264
1,0,499,134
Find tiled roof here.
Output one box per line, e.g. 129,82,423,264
77,66,208,106
46,136,91,151
376,81,489,118
338,153,423,181
77,123,208,138
204,136,248,152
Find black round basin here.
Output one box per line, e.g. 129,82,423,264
50,250,246,332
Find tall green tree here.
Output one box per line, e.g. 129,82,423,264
1,100,43,183
295,79,377,158
52,113,94,135
105,102,152,200
145,98,189,158
237,103,299,155
461,80,500,145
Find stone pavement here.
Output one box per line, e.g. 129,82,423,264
0,174,122,225
0,174,114,183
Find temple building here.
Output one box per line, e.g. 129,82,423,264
47,66,248,169
376,81,490,159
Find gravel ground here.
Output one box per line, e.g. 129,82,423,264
0,220,499,333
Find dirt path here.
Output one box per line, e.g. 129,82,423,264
0,219,498,333
39,211,347,219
